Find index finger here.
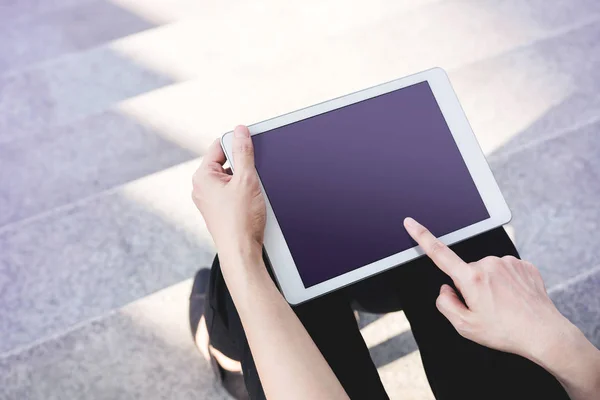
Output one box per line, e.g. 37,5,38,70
403,217,471,282
200,139,227,171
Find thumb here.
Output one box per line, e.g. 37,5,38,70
232,125,255,175
436,284,472,335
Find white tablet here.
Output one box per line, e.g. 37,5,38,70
221,67,511,305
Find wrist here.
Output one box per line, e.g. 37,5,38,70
534,321,600,398
219,248,278,317
528,313,577,369
529,315,600,387
217,237,263,266
217,240,270,289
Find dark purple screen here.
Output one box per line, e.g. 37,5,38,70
253,82,489,287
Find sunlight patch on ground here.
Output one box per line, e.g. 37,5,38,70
105,0,438,83
121,279,194,351
361,311,411,348
462,70,572,156
504,224,516,244
107,0,220,25
105,0,551,93
114,70,362,156
378,350,434,400
107,20,216,82
115,79,262,154
106,0,575,162
120,159,215,245
116,82,218,155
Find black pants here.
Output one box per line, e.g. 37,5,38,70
204,228,569,399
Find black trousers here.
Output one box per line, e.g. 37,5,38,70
204,228,569,400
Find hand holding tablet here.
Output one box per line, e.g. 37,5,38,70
192,126,266,265
221,68,511,304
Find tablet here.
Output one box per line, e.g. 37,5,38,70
221,67,511,305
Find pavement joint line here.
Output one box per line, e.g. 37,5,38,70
0,278,194,360
0,12,173,80
0,157,203,235
488,114,600,163
0,78,193,147
446,13,600,76
548,264,600,295
0,308,119,360
1,265,598,361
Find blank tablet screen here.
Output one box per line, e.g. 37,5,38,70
253,82,489,288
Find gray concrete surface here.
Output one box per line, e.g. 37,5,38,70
0,0,599,399
0,281,230,400
492,121,600,286
0,161,213,353
0,110,195,225
0,0,155,72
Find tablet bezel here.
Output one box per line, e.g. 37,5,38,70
221,67,511,305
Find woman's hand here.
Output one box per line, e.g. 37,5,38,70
404,217,600,400
191,125,349,400
403,217,563,359
192,125,266,260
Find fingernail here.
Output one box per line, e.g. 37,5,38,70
404,217,419,229
234,125,249,138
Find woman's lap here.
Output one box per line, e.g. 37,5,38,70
351,228,568,399
204,228,568,399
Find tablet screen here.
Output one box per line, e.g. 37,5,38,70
253,81,489,288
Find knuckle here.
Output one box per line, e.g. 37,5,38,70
191,181,203,196
192,168,205,186
191,189,201,205
236,170,256,185
415,225,429,238
525,261,541,275
235,140,254,156
436,297,472,336
415,225,429,240
522,260,535,269
468,268,484,285
479,256,504,272
429,240,445,255
191,172,206,197
191,175,202,191
501,255,519,266
481,255,498,264
453,314,472,334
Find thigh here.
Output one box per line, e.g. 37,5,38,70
206,254,389,400
293,293,389,400
397,228,569,400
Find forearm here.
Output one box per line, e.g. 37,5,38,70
219,249,349,400
530,316,600,400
